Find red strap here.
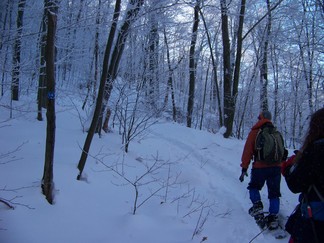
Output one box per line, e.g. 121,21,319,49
307,205,313,218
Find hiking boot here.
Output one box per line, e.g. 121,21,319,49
248,201,263,217
255,213,266,229
265,214,279,230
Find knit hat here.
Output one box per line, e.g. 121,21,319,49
258,110,272,120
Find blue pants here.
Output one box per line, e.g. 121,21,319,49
248,167,281,215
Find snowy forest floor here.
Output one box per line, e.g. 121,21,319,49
0,95,299,243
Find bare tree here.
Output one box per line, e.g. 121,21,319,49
199,8,223,127
42,10,57,204
99,0,145,134
77,0,122,180
37,0,59,121
146,0,160,110
187,0,201,128
259,0,272,111
0,185,36,210
0,0,324,146
297,0,318,114
82,0,102,110
220,0,233,137
11,0,26,101
0,0,13,97
114,80,158,153
37,1,48,121
93,152,178,215
77,0,145,179
163,28,177,122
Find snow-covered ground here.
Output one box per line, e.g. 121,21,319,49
0,96,299,243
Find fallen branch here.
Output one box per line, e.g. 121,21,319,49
0,198,14,209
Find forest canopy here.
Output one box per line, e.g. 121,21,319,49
1,0,323,148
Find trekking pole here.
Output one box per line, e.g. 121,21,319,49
307,205,319,243
305,190,320,243
248,226,268,243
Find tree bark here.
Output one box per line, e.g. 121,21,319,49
230,0,246,134
99,0,145,134
221,0,233,137
0,0,10,54
77,0,122,179
147,8,159,109
37,0,59,121
163,28,178,122
82,0,101,111
77,0,144,169
300,0,315,114
0,0,12,97
37,0,48,121
42,11,57,204
221,0,245,138
199,8,223,127
260,0,271,111
11,0,26,101
187,0,200,128
200,59,210,130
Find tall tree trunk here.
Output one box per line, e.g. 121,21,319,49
0,0,10,53
187,0,200,128
42,11,57,205
147,8,159,110
77,0,144,179
77,0,122,180
163,28,178,122
99,0,145,134
220,0,233,137
199,9,223,127
230,0,246,136
200,59,210,130
232,0,245,105
270,44,279,124
1,0,12,97
260,0,271,111
82,0,101,110
11,0,26,101
299,0,316,114
222,0,245,138
37,0,49,121
37,0,59,121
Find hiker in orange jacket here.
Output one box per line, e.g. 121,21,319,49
239,111,285,229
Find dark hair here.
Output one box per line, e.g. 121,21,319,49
301,108,324,150
258,110,272,120
294,108,324,163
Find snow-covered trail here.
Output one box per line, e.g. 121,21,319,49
0,99,299,243
145,122,299,243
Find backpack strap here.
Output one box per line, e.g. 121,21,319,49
254,129,262,160
302,185,323,243
261,122,274,130
310,184,324,202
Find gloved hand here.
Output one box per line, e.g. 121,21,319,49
281,154,296,176
239,168,248,182
283,148,289,161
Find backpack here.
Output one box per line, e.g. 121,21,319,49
255,124,285,163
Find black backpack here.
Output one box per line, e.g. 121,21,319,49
255,124,286,163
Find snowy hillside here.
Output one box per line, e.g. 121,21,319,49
0,97,299,243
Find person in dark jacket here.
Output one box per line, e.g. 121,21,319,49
282,107,324,243
239,111,283,229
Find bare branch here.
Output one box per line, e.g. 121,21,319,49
0,198,14,209
242,0,285,40
0,141,27,164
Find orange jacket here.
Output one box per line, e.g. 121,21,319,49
241,118,282,170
